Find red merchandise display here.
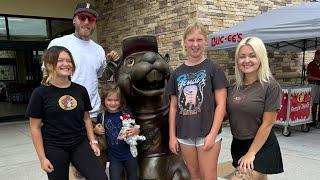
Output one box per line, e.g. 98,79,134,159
276,86,312,136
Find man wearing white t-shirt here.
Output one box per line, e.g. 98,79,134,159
49,2,118,119
48,2,118,180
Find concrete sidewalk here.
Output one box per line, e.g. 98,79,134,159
0,120,319,180
218,125,320,180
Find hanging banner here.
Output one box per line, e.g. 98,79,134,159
276,89,288,124
289,88,311,122
276,86,311,125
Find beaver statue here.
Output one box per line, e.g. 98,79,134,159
111,35,189,180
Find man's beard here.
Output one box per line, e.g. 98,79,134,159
74,26,95,40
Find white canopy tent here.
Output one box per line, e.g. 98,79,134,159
208,2,320,84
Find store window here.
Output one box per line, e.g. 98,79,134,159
8,17,48,41
51,19,73,38
0,17,6,40
30,50,43,81
0,15,73,41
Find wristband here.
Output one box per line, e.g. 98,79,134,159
89,140,98,145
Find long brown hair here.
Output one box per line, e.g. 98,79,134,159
41,46,76,86
100,82,126,112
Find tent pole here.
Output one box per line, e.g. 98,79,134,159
301,40,307,85
301,50,306,85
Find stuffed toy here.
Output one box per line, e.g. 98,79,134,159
118,113,146,157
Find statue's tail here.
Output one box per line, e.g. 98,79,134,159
130,145,138,157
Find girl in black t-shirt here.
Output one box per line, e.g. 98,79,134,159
94,82,141,180
167,21,228,180
26,46,108,180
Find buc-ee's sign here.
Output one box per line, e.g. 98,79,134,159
210,33,243,48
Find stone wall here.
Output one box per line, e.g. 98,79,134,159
96,0,312,85
96,0,200,68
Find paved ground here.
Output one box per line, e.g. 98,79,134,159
0,120,319,180
219,124,320,180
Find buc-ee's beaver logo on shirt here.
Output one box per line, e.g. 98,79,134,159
58,95,77,110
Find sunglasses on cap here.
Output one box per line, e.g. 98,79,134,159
77,13,96,24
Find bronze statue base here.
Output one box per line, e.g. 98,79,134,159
139,154,189,180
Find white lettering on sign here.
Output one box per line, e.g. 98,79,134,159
290,102,310,112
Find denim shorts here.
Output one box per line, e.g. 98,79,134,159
177,133,222,147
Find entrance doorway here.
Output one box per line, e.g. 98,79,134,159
0,14,73,121
0,42,46,120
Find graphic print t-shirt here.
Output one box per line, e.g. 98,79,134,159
26,82,92,147
166,59,228,138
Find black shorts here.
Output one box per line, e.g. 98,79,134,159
231,131,284,174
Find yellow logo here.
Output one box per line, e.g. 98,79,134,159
58,95,77,110
296,92,304,103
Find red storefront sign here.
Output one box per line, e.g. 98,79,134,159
210,33,243,48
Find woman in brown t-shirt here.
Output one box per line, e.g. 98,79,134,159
227,36,283,180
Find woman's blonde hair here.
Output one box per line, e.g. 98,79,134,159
41,46,75,86
181,21,208,56
234,36,272,90
100,82,126,113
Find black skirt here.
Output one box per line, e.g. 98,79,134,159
231,130,284,174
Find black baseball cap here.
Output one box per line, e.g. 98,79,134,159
74,2,98,18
